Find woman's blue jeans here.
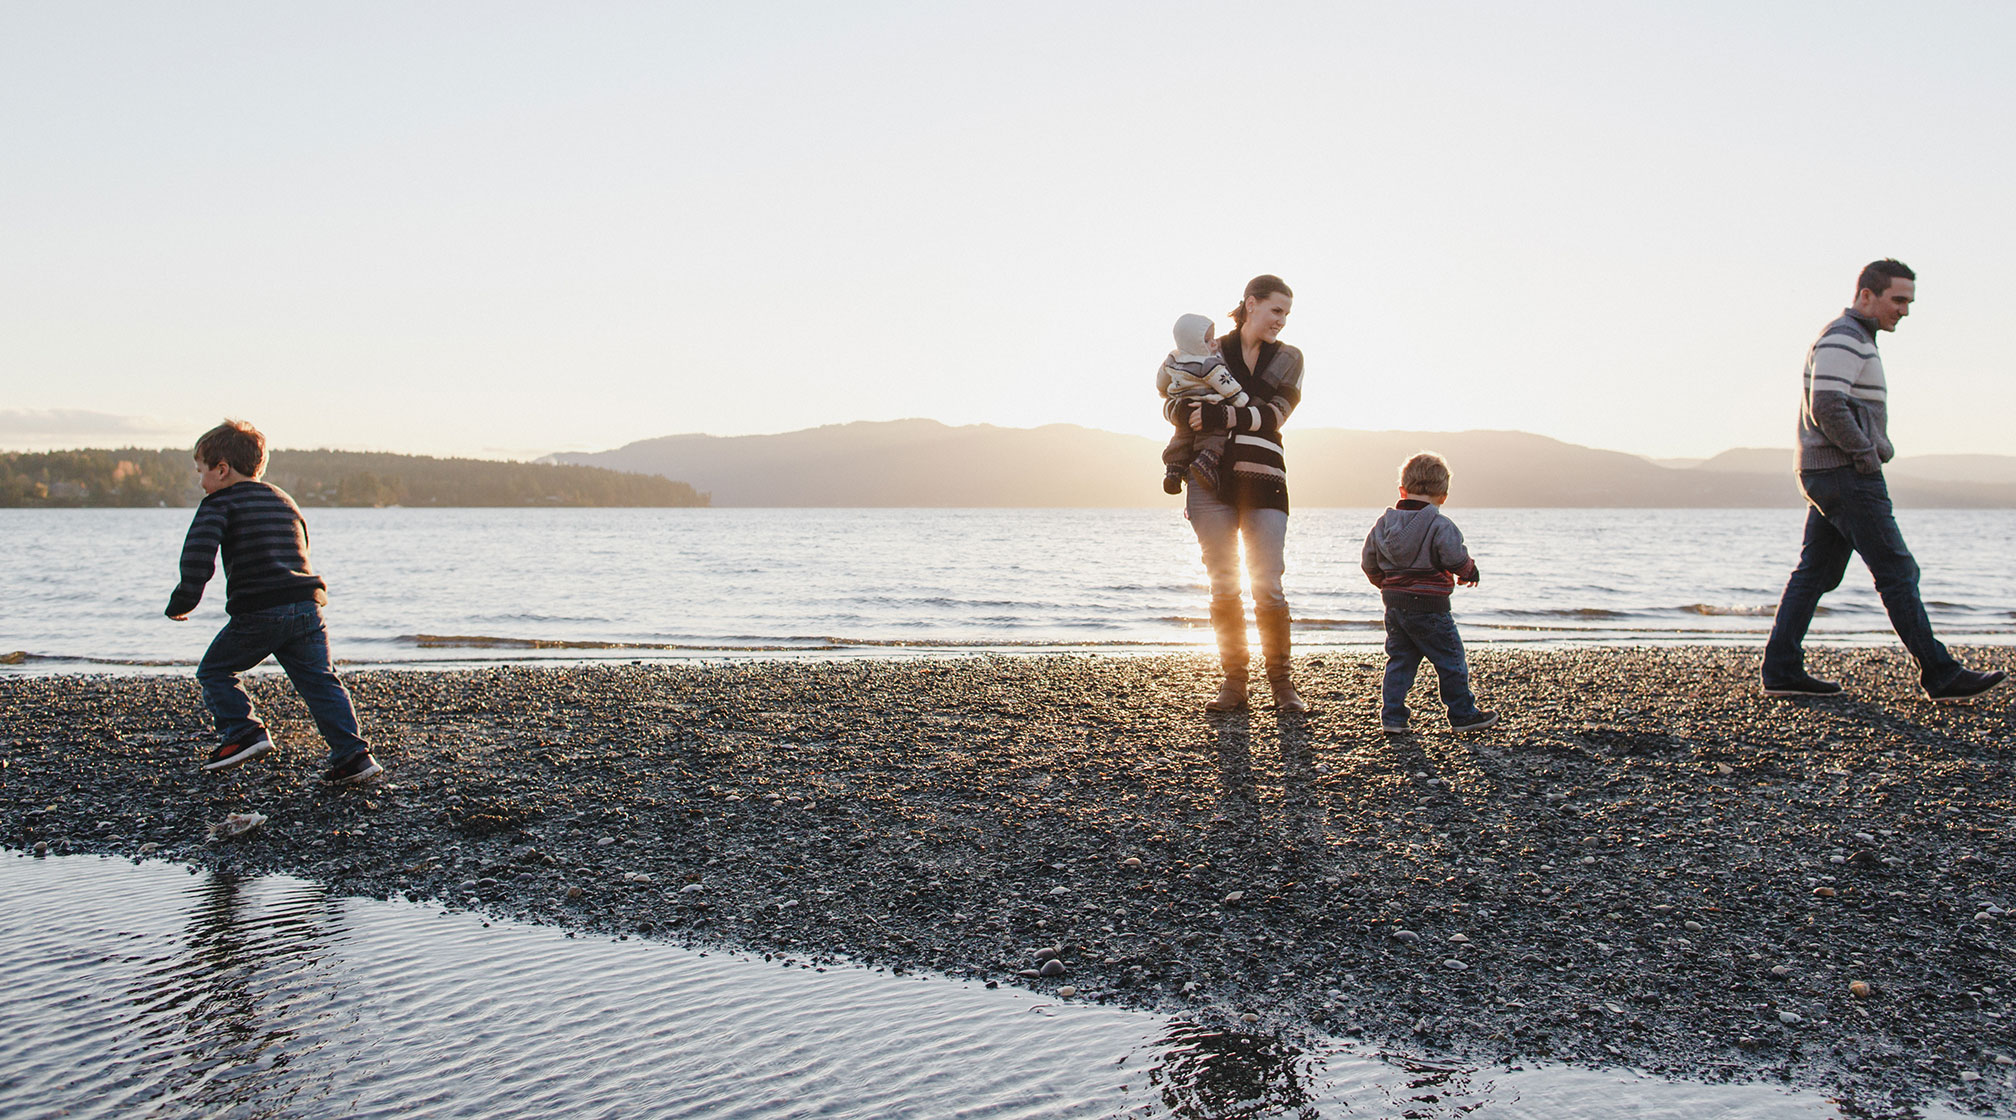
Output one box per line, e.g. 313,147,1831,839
1186,483,1287,612
1763,467,1957,688
1382,607,1482,726
196,601,370,763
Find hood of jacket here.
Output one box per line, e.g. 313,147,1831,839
1368,503,1445,571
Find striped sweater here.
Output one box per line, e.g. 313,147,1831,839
1797,309,1893,473
166,481,329,617
1163,331,1304,511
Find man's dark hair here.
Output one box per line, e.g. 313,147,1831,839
1858,258,1915,297
194,419,267,478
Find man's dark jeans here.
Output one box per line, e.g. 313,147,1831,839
197,600,369,763
1764,467,1958,688
1382,606,1483,727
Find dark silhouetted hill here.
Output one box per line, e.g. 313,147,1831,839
550,420,2016,508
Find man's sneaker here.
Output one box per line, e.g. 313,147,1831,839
325,752,383,786
1762,673,1843,697
1450,710,1500,733
203,733,274,772
1382,721,1410,735
1925,668,2009,703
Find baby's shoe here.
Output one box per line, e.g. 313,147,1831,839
1162,466,1185,495
1189,452,1220,494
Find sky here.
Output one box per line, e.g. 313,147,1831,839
3,1,2013,462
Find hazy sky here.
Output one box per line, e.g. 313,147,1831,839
4,1,2012,461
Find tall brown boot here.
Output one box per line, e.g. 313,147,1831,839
1255,604,1308,712
1206,598,1249,711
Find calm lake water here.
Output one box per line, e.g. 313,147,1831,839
2,853,1968,1120
3,507,2013,671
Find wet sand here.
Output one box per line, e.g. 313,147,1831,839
4,647,2012,1115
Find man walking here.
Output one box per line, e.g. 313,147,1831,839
1762,259,2006,701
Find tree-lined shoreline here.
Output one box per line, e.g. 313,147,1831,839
0,448,708,508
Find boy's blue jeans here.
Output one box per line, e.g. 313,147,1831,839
197,601,370,763
1763,467,1958,688
1382,606,1482,727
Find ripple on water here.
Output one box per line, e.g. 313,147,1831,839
0,855,1972,1119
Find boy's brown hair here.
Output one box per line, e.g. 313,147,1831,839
1399,451,1451,497
194,419,268,478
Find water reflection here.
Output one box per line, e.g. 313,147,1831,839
1143,1022,1320,1120
123,872,346,1113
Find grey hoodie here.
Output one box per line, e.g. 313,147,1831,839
1361,501,1476,610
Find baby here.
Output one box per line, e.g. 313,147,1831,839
1155,313,1248,494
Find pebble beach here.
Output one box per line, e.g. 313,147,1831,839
5,646,2013,1115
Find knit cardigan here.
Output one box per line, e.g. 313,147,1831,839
1162,330,1304,512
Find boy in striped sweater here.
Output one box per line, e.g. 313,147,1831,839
1361,452,1498,734
166,420,382,784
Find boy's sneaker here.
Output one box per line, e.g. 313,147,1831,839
203,733,274,772
1761,673,1843,697
1924,668,2008,703
1450,710,1500,733
325,752,383,786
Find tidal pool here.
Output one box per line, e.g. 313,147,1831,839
0,854,1976,1119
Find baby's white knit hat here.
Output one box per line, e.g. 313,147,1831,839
1172,313,1215,356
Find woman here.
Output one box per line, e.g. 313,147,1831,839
1173,274,1306,712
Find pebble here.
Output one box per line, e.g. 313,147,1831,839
1048,886,1069,896
1684,920,1704,932
1994,1055,2015,1066
1779,1011,1803,1025
623,872,653,883
1121,857,1142,868
596,836,617,847
1056,986,1076,998
1222,891,1244,904
31,841,47,856
1444,959,1468,970
476,877,498,888
1448,933,1469,943
1813,887,1837,898
1240,1013,1259,1025
1034,945,1062,963
1960,1071,1981,1083
679,883,704,893
566,885,586,900
1392,929,1420,942
1771,965,1792,978
1038,959,1066,978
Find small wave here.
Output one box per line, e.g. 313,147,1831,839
399,632,1187,652
0,651,190,667
1678,604,1776,617
1491,608,1637,620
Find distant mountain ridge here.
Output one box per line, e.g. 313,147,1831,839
549,420,2016,508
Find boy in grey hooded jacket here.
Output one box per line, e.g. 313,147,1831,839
1361,453,1497,733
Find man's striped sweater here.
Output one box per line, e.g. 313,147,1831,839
1798,309,1893,473
166,481,329,618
